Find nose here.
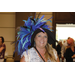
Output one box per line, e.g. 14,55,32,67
41,36,45,40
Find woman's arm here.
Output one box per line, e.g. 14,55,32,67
0,44,5,52
20,56,25,62
20,50,29,62
72,54,75,58
0,47,4,52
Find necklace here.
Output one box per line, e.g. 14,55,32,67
34,46,45,62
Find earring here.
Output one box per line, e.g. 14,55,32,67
34,42,36,47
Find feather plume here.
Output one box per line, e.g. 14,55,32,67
15,15,53,56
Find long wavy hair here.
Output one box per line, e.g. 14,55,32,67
45,43,57,62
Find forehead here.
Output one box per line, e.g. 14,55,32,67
36,32,47,36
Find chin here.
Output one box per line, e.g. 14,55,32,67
39,45,46,48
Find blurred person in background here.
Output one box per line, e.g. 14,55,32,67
61,40,68,62
64,38,75,62
0,36,6,62
56,40,62,59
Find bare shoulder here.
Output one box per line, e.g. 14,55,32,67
20,48,34,62
20,56,25,62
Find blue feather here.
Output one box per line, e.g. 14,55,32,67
37,15,44,22
22,37,28,49
18,41,21,54
15,15,53,56
23,20,26,22
21,35,26,44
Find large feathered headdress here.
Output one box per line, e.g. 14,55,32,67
15,14,54,56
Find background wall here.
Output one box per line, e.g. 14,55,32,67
0,12,15,61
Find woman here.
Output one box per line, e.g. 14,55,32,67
0,36,6,62
65,38,75,62
16,15,59,62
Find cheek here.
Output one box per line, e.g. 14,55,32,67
45,38,48,43
34,37,41,44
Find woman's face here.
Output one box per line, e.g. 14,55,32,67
0,38,2,43
34,32,48,48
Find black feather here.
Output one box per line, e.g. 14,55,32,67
30,18,36,24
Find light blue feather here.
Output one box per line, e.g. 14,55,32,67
21,35,26,44
37,15,44,22
15,15,53,56
23,20,26,22
22,37,28,49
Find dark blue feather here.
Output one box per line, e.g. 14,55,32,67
15,15,53,56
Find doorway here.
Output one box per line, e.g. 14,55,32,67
53,12,75,48
56,24,75,45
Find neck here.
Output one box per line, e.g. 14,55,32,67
35,46,46,53
71,46,74,51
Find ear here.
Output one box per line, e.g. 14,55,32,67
33,38,36,47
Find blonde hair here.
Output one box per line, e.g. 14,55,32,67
45,43,57,62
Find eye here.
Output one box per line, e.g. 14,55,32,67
38,35,41,37
44,36,47,38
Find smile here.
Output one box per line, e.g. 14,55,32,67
40,41,44,44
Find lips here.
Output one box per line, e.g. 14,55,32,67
40,41,44,44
